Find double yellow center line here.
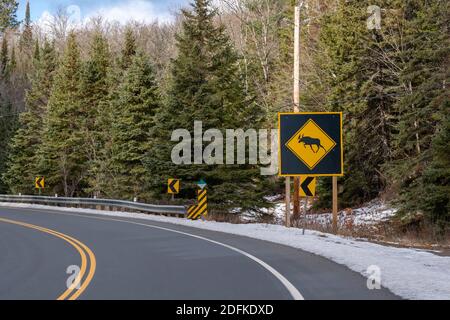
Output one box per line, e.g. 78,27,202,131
0,217,96,300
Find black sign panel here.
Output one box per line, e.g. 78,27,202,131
279,112,343,176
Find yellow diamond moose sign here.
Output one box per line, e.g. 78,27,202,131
279,112,343,177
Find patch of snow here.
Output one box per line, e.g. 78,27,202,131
263,194,284,202
0,202,449,300
246,199,397,227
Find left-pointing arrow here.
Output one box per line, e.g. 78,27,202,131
300,177,315,197
168,179,180,194
35,177,44,189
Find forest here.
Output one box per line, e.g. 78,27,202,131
0,0,448,236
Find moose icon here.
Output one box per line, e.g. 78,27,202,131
298,134,326,154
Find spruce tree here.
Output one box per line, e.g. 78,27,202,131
93,29,138,199
107,52,160,200
0,0,18,33
0,101,17,193
146,0,267,212
0,36,8,76
80,31,111,197
3,40,56,194
309,0,398,208
386,0,450,229
120,28,137,70
20,1,32,54
38,33,86,197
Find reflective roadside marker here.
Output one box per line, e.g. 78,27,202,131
187,189,208,220
35,177,45,189
168,179,180,194
300,177,316,197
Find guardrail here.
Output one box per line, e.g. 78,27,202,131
0,195,187,217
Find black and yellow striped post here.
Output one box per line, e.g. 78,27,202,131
187,189,208,220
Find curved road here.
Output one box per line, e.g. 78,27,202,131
0,206,400,300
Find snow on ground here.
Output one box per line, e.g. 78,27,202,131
244,198,397,227
1,202,449,300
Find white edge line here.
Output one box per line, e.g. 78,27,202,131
1,205,304,300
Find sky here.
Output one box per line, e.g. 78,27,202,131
17,0,191,25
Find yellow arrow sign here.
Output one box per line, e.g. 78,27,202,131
300,177,316,197
35,177,45,189
168,179,180,194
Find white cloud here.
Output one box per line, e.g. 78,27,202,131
35,10,56,34
35,1,174,34
86,0,174,25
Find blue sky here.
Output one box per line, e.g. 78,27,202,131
17,0,190,24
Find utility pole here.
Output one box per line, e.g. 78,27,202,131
292,4,302,219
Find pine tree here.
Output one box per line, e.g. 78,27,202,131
120,28,137,70
0,0,18,33
386,0,450,230
8,43,16,72
80,31,111,197
38,33,86,197
20,1,32,54
91,29,138,199
33,39,40,62
3,40,56,194
0,0,16,193
309,0,399,208
105,52,160,200
0,36,8,76
146,0,267,212
0,101,17,193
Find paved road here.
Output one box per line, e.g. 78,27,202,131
0,206,400,300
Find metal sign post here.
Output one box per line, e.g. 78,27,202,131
285,177,291,228
279,112,344,233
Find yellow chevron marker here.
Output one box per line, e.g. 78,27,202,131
187,205,198,219
187,189,208,220
35,176,45,189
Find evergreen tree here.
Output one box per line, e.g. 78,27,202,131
386,0,450,230
38,33,86,197
0,101,17,193
33,39,40,62
0,36,8,76
146,0,267,212
80,31,111,196
8,43,16,73
309,0,398,208
120,28,137,70
3,40,56,194
92,29,138,199
107,52,160,200
0,0,18,33
20,0,33,54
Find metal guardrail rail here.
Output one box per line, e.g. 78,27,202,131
0,195,187,217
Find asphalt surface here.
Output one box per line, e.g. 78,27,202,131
0,206,401,300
